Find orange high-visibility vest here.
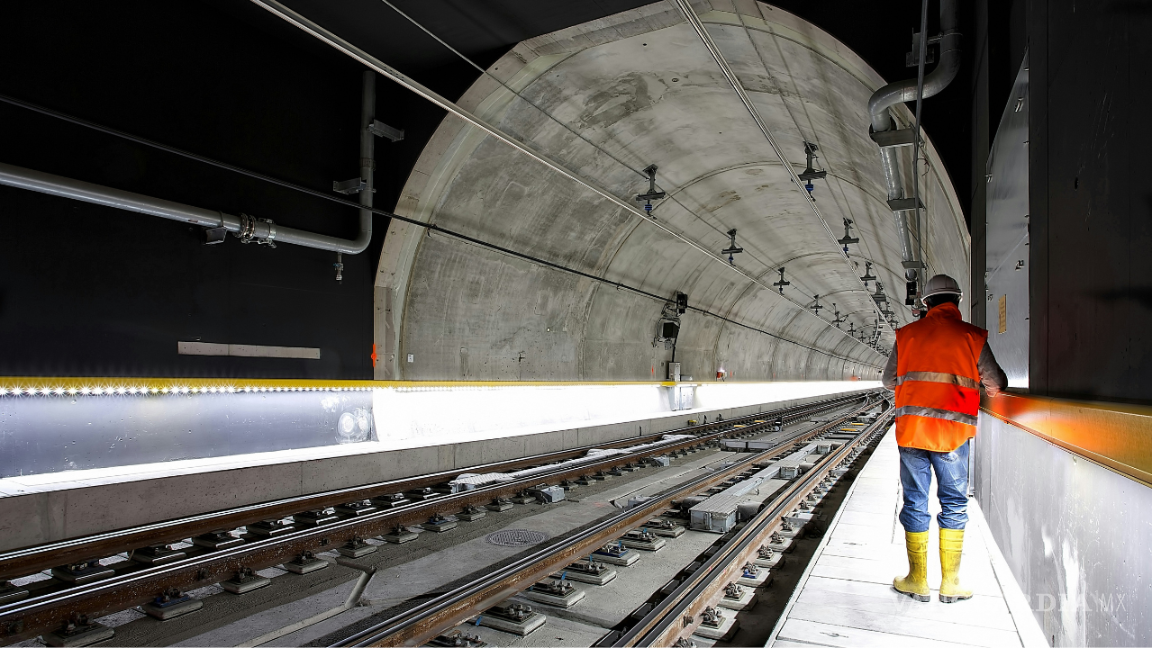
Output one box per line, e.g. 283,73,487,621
894,302,987,452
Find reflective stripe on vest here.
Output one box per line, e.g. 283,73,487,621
894,406,978,426
893,302,988,452
894,372,980,390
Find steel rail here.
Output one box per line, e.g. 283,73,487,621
0,394,877,644
334,402,880,647
0,392,863,581
620,410,894,646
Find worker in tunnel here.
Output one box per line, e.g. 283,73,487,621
881,274,1008,603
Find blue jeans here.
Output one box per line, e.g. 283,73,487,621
898,440,970,532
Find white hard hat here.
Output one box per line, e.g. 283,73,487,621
922,274,963,301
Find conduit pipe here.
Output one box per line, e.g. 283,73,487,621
868,0,960,277
238,557,376,647
0,161,372,254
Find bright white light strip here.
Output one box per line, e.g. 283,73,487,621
0,382,660,397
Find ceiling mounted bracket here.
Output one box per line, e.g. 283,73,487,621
368,119,405,142
721,229,743,264
772,267,790,295
333,177,370,195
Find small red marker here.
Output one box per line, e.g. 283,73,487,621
371,343,378,368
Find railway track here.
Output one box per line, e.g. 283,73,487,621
0,390,881,644
610,409,894,647
334,399,889,647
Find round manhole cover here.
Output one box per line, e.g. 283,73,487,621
485,529,549,547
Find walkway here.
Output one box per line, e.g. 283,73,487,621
768,428,1043,648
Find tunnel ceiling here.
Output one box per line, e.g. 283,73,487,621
373,0,968,382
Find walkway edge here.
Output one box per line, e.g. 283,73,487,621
761,424,894,646
968,499,1048,648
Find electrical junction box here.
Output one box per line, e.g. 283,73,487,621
530,485,565,503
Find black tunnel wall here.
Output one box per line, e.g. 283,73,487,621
1028,0,1152,403
972,0,1152,403
0,1,386,379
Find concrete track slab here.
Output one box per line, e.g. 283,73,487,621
161,437,765,647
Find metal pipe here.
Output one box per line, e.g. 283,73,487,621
868,0,960,277
239,558,376,647
0,161,372,254
911,0,931,284
868,0,961,134
358,70,375,249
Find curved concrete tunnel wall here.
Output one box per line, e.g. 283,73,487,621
374,1,968,383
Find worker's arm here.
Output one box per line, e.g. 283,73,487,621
881,344,898,391
978,342,1009,395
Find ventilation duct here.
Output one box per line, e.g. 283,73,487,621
867,0,960,281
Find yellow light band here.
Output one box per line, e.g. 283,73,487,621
0,377,710,396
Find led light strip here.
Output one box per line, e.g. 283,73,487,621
0,378,703,397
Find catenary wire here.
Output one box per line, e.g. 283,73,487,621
736,7,902,339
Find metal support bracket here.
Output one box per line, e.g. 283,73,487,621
905,32,942,67
869,128,918,149
333,178,368,195
203,227,228,245
368,119,404,142
887,197,925,213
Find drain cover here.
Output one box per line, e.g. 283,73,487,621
485,529,549,547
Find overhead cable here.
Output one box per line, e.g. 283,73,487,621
0,92,873,366
670,0,895,340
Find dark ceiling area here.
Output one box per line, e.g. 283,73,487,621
0,0,974,380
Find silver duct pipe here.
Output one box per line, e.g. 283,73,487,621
868,0,960,277
0,161,373,254
357,70,376,250
869,0,961,134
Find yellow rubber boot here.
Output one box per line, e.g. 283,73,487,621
939,527,973,603
893,530,930,602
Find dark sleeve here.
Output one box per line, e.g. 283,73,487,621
881,344,898,391
978,341,1009,394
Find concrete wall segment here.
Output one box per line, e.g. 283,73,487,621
376,2,967,380
975,414,1152,646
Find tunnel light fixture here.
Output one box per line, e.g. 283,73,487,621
721,229,743,264
772,267,790,295
872,282,889,305
832,305,846,329
838,218,860,254
797,141,827,199
635,164,666,215
0,377,733,397
654,300,682,350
